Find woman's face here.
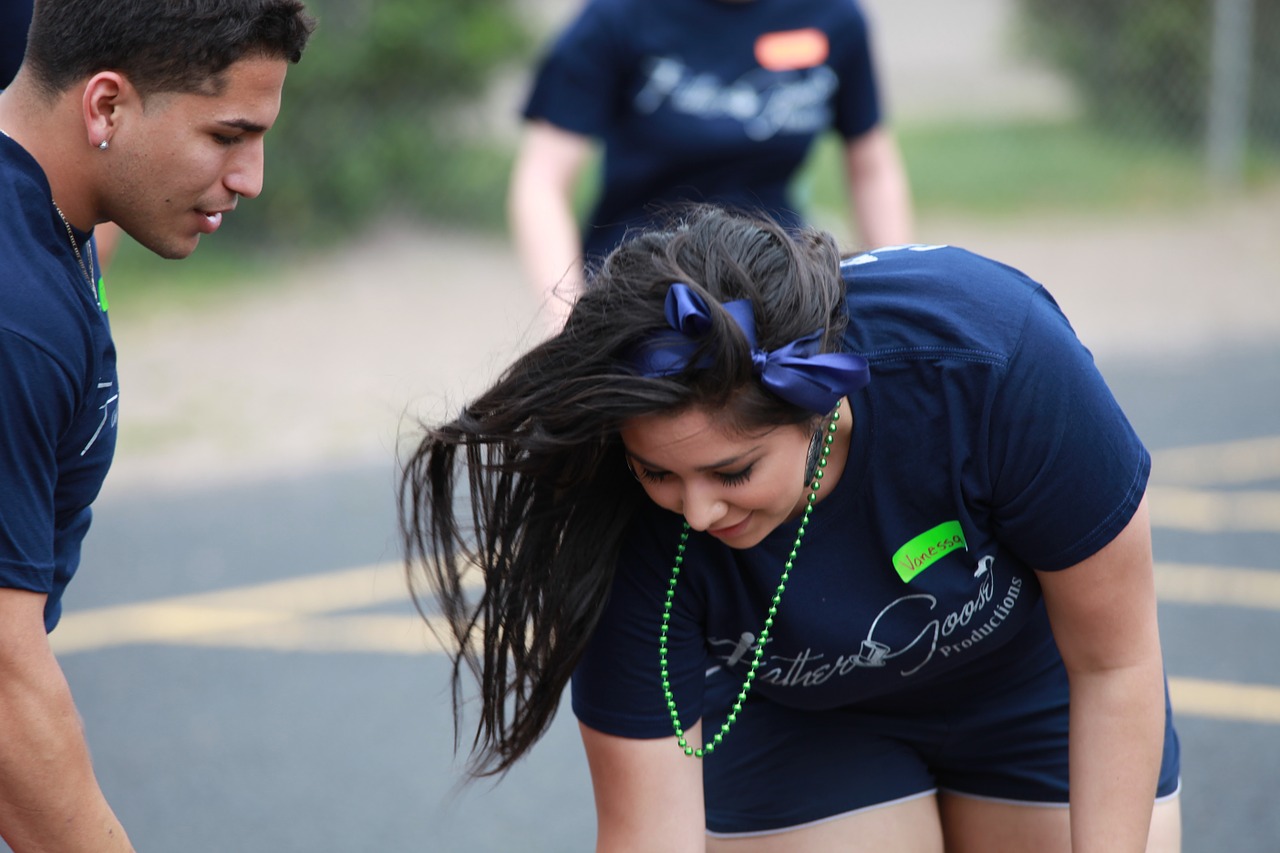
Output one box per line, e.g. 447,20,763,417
620,406,816,549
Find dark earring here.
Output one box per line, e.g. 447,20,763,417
804,404,844,485
803,427,823,485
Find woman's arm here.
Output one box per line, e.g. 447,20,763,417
1037,495,1167,852
506,119,594,330
580,721,706,853
842,125,914,250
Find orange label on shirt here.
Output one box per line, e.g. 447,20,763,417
755,28,830,72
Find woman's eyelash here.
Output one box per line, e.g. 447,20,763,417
638,467,668,484
632,464,754,486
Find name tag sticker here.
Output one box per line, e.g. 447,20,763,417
892,521,967,583
755,29,829,71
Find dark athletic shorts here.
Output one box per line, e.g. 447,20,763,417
699,629,1182,837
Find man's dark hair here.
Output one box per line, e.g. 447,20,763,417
25,0,315,97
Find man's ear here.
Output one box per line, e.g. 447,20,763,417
81,71,132,150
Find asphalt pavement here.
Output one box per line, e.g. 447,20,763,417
44,338,1280,852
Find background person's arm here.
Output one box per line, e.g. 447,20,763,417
0,588,134,853
93,222,123,275
1038,496,1167,852
507,119,594,331
842,125,914,250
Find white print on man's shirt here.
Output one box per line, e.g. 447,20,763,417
81,379,118,456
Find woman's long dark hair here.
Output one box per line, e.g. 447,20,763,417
398,205,849,778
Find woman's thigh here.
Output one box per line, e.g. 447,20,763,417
937,792,1182,853
703,793,1181,853
706,793,944,853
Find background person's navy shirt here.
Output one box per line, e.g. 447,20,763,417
523,0,883,261
0,0,34,86
0,132,117,632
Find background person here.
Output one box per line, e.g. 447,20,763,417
401,205,1180,851
0,0,33,87
508,0,914,326
0,2,314,849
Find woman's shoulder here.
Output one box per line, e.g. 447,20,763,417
838,244,1056,367
840,244,1042,298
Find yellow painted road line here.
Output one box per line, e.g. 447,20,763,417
54,562,1280,655
174,562,407,612
48,562,1280,725
1147,485,1280,533
51,562,400,654
51,603,299,655
1170,677,1280,725
172,614,453,655
51,560,484,655
1152,436,1280,487
1155,562,1280,611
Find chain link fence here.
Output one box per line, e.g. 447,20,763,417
1016,0,1279,188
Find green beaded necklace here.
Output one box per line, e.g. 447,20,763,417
659,402,841,758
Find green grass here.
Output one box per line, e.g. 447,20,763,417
798,118,1280,222
102,233,287,314
99,137,514,309
105,116,1278,303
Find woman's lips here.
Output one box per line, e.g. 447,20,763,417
708,514,751,539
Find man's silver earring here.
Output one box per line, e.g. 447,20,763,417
98,139,109,150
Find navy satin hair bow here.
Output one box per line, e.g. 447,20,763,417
628,283,871,415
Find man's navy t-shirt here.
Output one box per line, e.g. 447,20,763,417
0,132,117,632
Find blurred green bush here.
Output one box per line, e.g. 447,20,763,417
1017,0,1279,147
224,0,533,245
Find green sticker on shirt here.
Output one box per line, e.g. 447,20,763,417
892,521,967,583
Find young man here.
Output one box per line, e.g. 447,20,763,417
0,2,315,849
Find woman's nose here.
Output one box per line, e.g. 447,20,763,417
681,485,729,532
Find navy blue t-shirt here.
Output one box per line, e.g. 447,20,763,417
0,132,117,632
523,0,883,260
0,0,33,87
572,244,1150,736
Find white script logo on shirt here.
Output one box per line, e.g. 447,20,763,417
708,554,1025,688
633,56,837,141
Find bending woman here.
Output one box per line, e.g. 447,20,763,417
400,206,1181,851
